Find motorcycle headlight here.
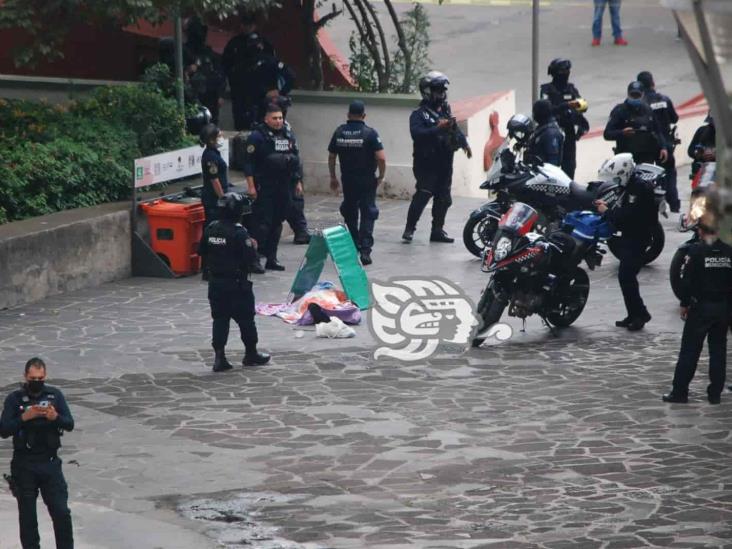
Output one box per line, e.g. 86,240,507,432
494,237,512,261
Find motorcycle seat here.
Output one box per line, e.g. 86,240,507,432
569,181,595,210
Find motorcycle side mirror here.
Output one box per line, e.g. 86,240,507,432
479,180,492,190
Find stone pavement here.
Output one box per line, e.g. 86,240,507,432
1,181,732,548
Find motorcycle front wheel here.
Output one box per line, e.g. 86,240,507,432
608,221,665,265
471,287,508,347
463,213,499,258
545,267,590,327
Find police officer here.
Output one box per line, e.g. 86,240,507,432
328,100,387,266
184,17,226,125
688,114,716,179
594,153,657,331
526,99,565,167
200,124,230,226
245,103,303,272
637,71,680,212
198,193,271,371
271,95,311,246
539,58,589,178
403,71,472,244
222,14,275,131
663,220,732,404
0,357,74,549
604,81,669,166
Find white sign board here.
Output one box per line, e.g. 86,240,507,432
133,142,230,189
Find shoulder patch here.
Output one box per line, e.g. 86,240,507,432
247,144,255,154
207,162,218,175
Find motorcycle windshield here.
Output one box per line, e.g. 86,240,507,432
485,139,509,183
498,202,538,235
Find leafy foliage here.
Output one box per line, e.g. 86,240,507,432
347,2,431,94
0,0,278,67
0,83,190,224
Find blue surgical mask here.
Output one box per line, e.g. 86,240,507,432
627,98,643,108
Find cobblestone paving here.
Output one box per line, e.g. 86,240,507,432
3,332,730,548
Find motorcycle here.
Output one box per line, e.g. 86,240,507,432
463,140,667,264
471,203,612,347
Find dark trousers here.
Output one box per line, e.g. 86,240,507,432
561,137,577,179
286,193,309,236
252,182,292,262
340,178,379,253
617,238,649,319
672,302,728,398
208,279,258,352
231,92,255,131
661,153,679,211
406,166,453,232
11,456,73,549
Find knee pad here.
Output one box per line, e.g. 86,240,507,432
434,194,453,209
365,204,380,221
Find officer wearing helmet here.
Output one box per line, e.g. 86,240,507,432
198,192,271,371
526,99,565,167
637,71,680,212
200,123,230,226
688,113,716,179
184,16,226,125
539,58,589,178
403,71,472,244
594,153,657,331
604,81,669,166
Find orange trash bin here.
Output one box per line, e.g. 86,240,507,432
140,198,205,276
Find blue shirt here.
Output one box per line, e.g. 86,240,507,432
201,146,229,211
328,120,383,181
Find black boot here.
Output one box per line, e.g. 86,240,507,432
615,317,632,328
430,229,454,243
213,349,233,372
402,227,415,242
360,251,372,265
294,232,311,245
243,350,271,366
265,259,285,271
250,257,265,274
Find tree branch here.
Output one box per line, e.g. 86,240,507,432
362,0,390,93
351,0,385,86
383,0,412,93
314,5,343,30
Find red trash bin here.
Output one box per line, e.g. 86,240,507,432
140,198,205,276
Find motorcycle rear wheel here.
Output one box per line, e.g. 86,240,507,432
471,288,508,347
545,267,590,327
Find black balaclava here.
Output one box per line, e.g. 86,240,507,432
532,99,553,126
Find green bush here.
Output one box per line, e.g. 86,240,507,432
0,82,189,224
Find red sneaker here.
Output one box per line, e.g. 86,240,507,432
592,38,601,47
614,37,629,46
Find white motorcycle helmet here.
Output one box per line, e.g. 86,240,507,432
598,153,635,187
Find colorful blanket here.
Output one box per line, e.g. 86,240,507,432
256,282,362,325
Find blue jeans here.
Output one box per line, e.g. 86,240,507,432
593,0,622,39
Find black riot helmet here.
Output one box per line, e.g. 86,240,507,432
419,71,450,106
217,192,252,219
636,71,654,92
185,16,208,46
548,58,571,77
532,99,553,126
507,113,535,145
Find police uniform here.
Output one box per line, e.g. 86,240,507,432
201,145,230,225
526,119,564,167
406,101,467,235
0,384,74,549
643,89,680,211
603,173,658,326
670,238,732,401
198,219,260,356
604,100,667,165
244,124,302,265
222,32,275,131
328,119,383,254
539,81,589,178
184,42,226,124
688,120,716,179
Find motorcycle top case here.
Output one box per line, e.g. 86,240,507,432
563,211,614,242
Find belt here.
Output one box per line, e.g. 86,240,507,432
209,274,248,281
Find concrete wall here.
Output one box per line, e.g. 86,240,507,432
280,89,516,199
0,203,131,310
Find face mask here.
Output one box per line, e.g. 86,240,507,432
26,380,45,394
216,137,226,149
553,73,569,87
627,98,643,108
703,235,717,245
